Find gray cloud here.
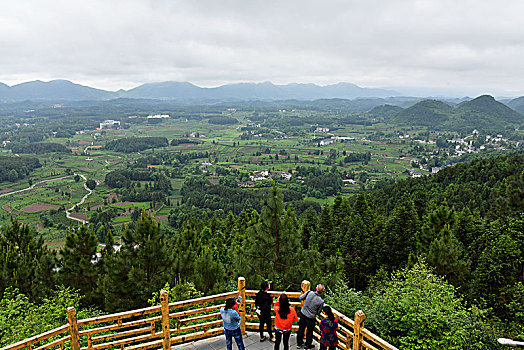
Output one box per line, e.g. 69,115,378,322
0,0,523,96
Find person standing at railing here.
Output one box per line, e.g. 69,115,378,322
297,284,325,350
319,306,338,350
221,298,246,350
255,280,275,342
274,293,298,350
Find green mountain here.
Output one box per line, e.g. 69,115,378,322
367,104,404,119
391,99,452,126
450,95,523,132
507,96,524,115
391,95,523,133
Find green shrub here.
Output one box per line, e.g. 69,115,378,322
325,262,499,350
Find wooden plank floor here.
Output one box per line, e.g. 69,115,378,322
172,331,302,350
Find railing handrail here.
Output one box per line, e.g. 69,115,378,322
78,305,162,327
0,278,398,350
1,325,70,350
245,289,302,298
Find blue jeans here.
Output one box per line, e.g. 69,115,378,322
224,327,245,350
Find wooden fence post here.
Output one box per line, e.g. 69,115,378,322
238,277,246,334
67,307,80,350
352,310,365,350
160,290,171,350
300,280,311,307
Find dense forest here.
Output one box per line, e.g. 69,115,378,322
10,142,70,154
104,168,171,202
0,156,41,181
1,153,523,349
104,137,169,153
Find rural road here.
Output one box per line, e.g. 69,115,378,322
0,175,72,198
0,173,94,225
65,174,93,224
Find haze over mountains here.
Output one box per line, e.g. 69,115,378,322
1,80,523,132
0,80,401,102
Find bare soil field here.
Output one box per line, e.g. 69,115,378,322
21,202,60,213
69,213,88,221
2,204,20,215
113,201,136,206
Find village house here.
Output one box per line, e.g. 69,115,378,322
99,120,121,129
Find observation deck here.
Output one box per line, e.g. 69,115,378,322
172,332,296,350
1,278,397,350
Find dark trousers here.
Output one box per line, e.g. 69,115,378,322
224,327,245,350
274,329,291,350
259,312,273,338
297,316,316,347
320,346,336,350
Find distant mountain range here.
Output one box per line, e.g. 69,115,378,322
0,80,401,102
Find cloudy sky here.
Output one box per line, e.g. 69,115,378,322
1,0,523,96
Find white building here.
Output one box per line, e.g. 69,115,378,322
147,114,170,119
320,139,334,146
99,120,120,129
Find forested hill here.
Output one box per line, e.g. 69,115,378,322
370,151,524,218
391,99,452,126
391,94,523,133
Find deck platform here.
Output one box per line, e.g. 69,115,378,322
172,331,302,350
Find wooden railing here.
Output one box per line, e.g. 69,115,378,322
245,280,397,350
0,278,397,350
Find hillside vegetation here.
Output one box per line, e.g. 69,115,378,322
1,152,523,349
392,95,523,133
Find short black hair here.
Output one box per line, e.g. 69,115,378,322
260,281,270,291
225,298,236,309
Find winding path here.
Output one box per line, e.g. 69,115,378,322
65,174,93,224
0,175,72,198
0,173,94,225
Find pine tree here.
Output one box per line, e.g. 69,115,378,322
471,216,524,318
311,204,332,252
124,212,173,306
173,221,202,279
237,184,305,289
0,220,56,301
300,206,318,249
417,203,456,255
332,196,352,249
380,195,419,269
426,225,469,286
193,247,226,293
100,212,174,311
60,225,99,306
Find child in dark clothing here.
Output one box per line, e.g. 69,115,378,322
319,306,338,350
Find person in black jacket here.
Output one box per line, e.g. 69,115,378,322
255,281,274,342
